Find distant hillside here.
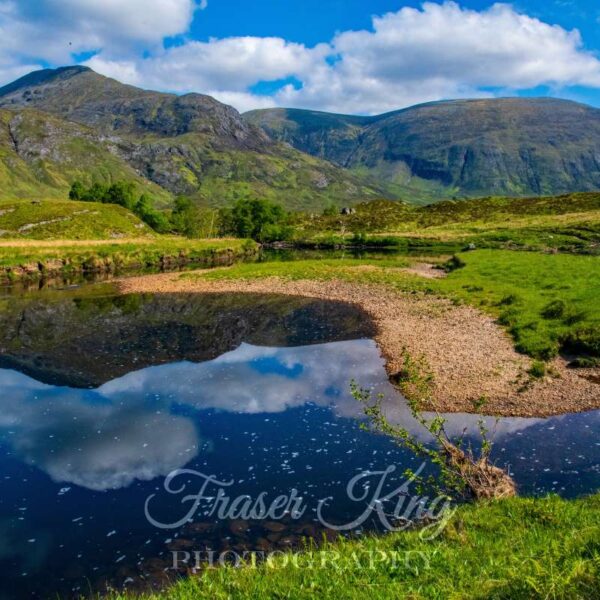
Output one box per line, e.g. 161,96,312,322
245,98,600,203
0,67,383,211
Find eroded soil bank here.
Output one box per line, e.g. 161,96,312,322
118,272,600,418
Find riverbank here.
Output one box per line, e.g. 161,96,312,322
118,253,600,417
0,237,258,283
110,492,600,600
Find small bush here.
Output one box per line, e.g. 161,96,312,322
568,357,600,369
562,328,600,357
528,360,547,379
444,255,466,272
515,337,558,360
563,310,587,325
498,308,518,327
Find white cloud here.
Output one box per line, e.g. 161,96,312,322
1,1,600,114
0,0,201,81
278,1,600,113
87,36,323,92
46,0,198,43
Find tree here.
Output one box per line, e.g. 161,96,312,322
106,181,136,210
69,181,86,201
85,182,108,202
67,181,171,234
135,194,171,234
223,197,290,242
171,196,201,238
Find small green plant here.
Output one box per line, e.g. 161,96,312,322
352,351,515,501
562,327,600,357
443,255,466,272
528,360,547,379
568,357,600,368
499,293,519,306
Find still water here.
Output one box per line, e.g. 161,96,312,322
0,289,598,598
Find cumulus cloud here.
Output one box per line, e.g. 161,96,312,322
1,1,600,114
0,0,201,79
287,1,600,113
86,36,324,93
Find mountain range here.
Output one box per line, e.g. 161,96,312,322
246,98,600,203
1,66,600,210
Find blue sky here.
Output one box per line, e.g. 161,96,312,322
188,1,598,48
1,1,599,114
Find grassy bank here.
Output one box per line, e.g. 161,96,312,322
0,198,156,239
112,493,600,600
0,238,258,283
194,249,600,361
436,250,600,360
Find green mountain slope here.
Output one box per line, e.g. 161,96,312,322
0,67,383,210
245,98,600,203
0,108,170,202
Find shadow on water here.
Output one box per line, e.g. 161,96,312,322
0,288,598,598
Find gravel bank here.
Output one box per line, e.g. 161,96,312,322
118,272,600,417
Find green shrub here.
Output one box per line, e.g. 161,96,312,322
443,255,466,272
568,357,600,368
499,293,519,306
528,360,547,378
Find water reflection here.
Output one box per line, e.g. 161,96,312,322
1,340,597,496
0,291,598,598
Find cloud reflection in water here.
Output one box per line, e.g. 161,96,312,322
0,340,549,491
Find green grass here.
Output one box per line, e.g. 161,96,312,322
111,493,600,600
0,198,154,239
198,256,409,281
436,250,600,359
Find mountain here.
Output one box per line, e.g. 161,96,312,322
245,98,600,203
0,67,382,210
5,67,599,210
